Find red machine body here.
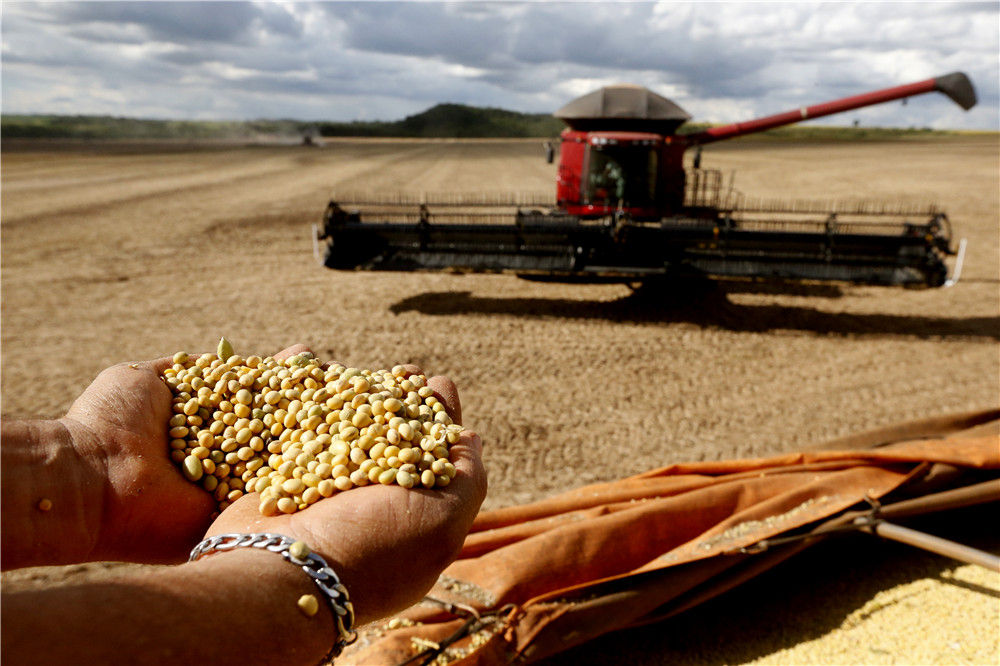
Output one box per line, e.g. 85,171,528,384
556,130,685,219
554,73,977,220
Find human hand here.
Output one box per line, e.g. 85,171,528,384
62,357,217,563
205,350,487,626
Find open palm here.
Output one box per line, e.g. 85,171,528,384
207,426,485,625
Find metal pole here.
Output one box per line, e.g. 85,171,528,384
857,518,1000,573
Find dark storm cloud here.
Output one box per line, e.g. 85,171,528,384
2,1,997,128
45,1,270,44
320,2,510,65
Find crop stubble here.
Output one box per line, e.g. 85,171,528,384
2,137,997,663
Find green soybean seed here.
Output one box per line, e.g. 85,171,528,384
217,337,235,362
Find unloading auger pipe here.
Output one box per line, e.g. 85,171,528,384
687,72,977,145
859,519,1000,572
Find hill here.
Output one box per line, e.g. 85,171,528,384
317,103,565,138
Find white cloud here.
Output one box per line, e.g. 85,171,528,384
1,1,996,129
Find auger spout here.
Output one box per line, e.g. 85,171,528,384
687,72,977,145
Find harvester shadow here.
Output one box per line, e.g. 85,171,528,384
389,289,1000,341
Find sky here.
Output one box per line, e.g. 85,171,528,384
2,1,998,130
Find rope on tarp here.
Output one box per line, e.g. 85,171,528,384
394,598,518,666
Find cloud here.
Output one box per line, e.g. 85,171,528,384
45,1,274,44
2,1,996,129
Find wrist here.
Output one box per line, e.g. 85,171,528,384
1,419,105,569
185,542,345,663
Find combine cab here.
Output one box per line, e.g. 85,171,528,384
316,72,975,288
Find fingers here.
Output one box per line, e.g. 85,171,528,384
144,357,177,374
399,364,423,377
146,348,465,427
433,428,488,533
273,344,313,362
375,363,463,425
426,375,462,425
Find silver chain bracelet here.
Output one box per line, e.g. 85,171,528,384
190,533,357,661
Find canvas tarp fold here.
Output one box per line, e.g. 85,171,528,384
339,409,1000,665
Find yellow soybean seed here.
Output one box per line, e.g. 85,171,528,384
37,498,53,512
260,498,279,517
297,594,319,617
289,540,311,560
182,455,204,481
420,470,436,488
164,350,455,515
396,470,415,488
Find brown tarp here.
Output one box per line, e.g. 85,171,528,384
339,409,1000,665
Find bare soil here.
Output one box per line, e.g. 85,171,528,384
2,136,997,663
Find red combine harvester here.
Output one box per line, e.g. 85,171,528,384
315,72,975,288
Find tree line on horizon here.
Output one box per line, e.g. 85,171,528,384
1,102,957,142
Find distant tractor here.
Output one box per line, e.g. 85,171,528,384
316,72,976,288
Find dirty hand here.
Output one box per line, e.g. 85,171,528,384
62,357,217,563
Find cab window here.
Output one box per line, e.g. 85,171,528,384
585,146,658,206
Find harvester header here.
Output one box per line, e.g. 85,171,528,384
315,71,976,290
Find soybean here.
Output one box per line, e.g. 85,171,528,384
161,343,465,516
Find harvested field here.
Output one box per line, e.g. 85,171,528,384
2,136,998,663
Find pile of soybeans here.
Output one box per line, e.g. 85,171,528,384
161,340,462,517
